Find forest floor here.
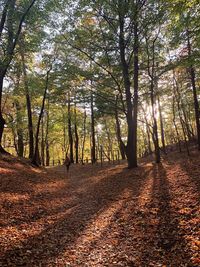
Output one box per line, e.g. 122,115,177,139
0,151,200,267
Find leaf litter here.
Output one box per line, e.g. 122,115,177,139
0,152,199,266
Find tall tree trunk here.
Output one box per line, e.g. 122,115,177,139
146,124,152,154
41,116,45,166
157,95,166,153
114,103,126,160
74,98,79,164
172,72,190,155
173,70,193,140
15,101,24,157
20,48,34,159
187,30,200,150
0,73,8,154
141,106,152,155
90,91,96,164
45,98,50,166
63,113,67,157
132,21,139,167
68,91,74,163
104,118,113,159
150,79,160,163
118,8,136,168
146,31,160,163
81,107,87,164
32,69,51,166
172,96,182,152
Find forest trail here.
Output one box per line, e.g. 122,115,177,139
0,153,199,267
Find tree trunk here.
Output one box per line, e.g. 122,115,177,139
81,108,87,164
0,73,8,154
157,95,166,153
146,124,152,154
132,21,139,167
173,71,190,155
146,32,160,163
45,97,50,166
90,91,96,164
104,118,113,159
32,69,50,166
173,69,193,141
114,104,126,160
172,96,182,152
15,101,24,157
41,116,45,166
21,48,34,159
68,91,74,163
0,0,36,154
150,79,160,163
141,106,152,155
187,29,200,150
118,10,136,168
74,99,79,164
63,113,67,157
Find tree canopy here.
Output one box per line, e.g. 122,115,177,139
0,0,200,167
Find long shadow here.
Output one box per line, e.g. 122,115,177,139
57,162,196,267
177,154,200,195
0,165,151,266
164,150,200,194
0,161,117,194
0,164,126,229
0,164,127,226
138,163,193,266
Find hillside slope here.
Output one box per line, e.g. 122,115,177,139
0,152,199,266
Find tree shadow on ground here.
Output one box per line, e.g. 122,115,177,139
0,164,151,266
138,163,193,266
57,162,195,267
0,160,119,194
0,164,129,228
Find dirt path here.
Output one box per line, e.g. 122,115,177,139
0,154,199,266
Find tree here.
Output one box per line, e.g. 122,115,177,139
0,0,36,153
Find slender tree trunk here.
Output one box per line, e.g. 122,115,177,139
104,118,113,159
32,69,51,165
114,104,126,159
81,108,87,164
181,104,194,140
41,116,45,166
157,95,166,153
68,91,74,163
141,106,152,154
187,29,200,150
173,70,193,140
146,32,160,163
90,91,96,164
173,72,190,155
45,99,50,166
63,113,67,157
15,101,24,157
132,21,139,167
0,74,8,154
172,96,182,152
21,48,34,159
74,99,79,164
146,124,152,154
150,79,160,163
